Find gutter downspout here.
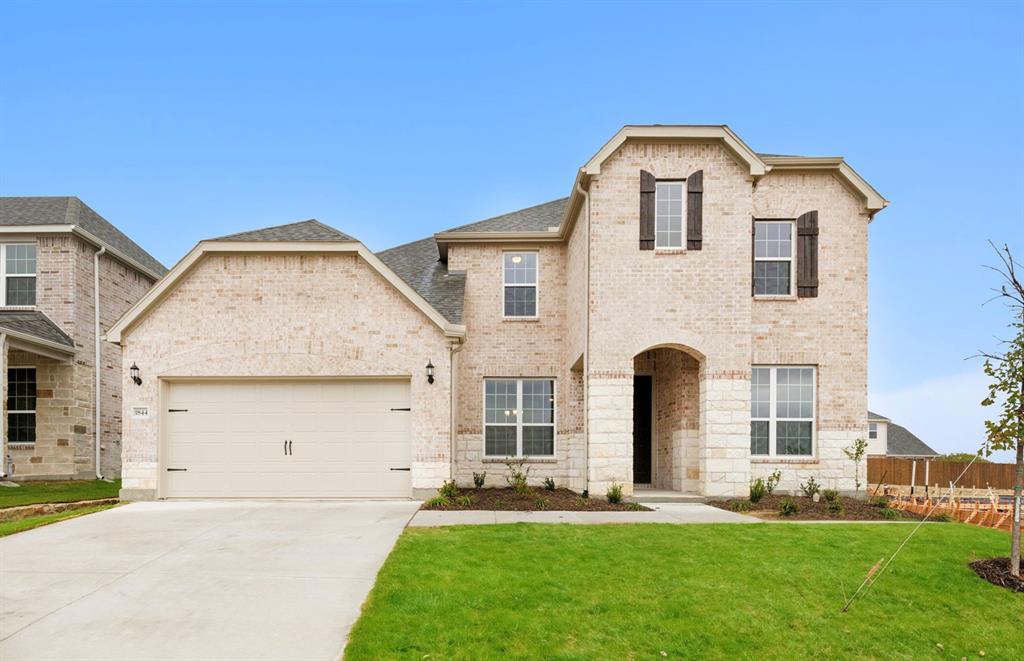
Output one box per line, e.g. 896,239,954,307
1,333,8,478
449,338,465,481
94,246,106,480
575,177,591,495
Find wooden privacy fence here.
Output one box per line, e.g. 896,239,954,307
868,457,1018,492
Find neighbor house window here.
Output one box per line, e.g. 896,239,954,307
484,378,554,457
655,181,685,249
1,244,37,306
869,422,878,439
503,252,537,317
7,367,36,444
750,366,815,457
753,221,793,296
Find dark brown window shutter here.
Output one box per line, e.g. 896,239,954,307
686,170,703,250
796,210,819,297
639,170,655,250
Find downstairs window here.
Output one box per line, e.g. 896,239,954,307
751,366,815,457
484,378,555,457
8,367,36,444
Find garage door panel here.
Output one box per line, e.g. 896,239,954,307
164,379,412,498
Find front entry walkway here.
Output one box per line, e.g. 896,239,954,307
409,502,761,527
0,500,420,660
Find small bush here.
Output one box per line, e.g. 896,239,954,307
823,488,840,503
730,500,752,512
505,459,531,494
869,496,889,508
800,477,821,498
543,477,556,491
881,507,902,520
457,494,473,507
749,478,767,504
533,497,547,510
827,499,844,516
780,498,799,516
472,472,486,488
627,502,646,511
765,470,781,496
606,482,624,504
424,495,449,508
439,480,459,499
575,496,588,509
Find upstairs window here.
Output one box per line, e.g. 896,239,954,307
655,181,685,249
503,252,537,317
8,367,36,444
868,422,878,439
751,366,815,457
753,221,793,296
1,244,36,306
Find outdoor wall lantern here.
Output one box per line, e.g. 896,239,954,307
426,361,435,385
130,362,142,386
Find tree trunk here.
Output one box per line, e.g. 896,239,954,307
1012,438,1022,577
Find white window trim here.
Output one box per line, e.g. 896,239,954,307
482,378,556,458
7,365,37,445
654,180,686,250
751,365,816,458
502,251,539,319
753,220,795,297
0,243,37,308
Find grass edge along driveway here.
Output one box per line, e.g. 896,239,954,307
0,479,121,508
0,503,118,537
345,523,1020,660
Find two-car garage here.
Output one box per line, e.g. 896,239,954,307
162,379,413,499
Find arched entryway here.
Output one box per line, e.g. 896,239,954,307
632,345,703,493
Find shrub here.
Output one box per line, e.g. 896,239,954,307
504,459,531,494
780,498,799,516
749,478,767,504
543,477,556,491
606,482,624,504
457,494,473,507
827,499,844,516
424,495,449,508
533,497,547,510
627,502,646,511
823,488,840,503
730,500,752,512
765,470,781,496
800,477,821,498
575,496,588,509
472,472,486,489
881,507,902,520
869,496,889,508
439,480,459,499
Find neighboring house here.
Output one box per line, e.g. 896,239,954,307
108,125,888,501
867,411,939,458
0,197,165,480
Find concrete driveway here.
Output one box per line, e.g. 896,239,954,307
0,500,420,661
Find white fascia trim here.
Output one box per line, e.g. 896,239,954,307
582,125,767,177
106,240,465,343
0,224,165,280
761,156,889,212
4,331,75,361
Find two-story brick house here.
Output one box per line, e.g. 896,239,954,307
108,126,886,501
0,197,165,480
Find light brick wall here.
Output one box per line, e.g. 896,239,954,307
118,252,452,498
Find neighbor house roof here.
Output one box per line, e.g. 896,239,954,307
0,197,166,278
376,237,466,324
212,219,354,242
868,410,891,422
886,423,940,457
0,310,75,358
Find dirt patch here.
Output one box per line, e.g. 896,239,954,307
707,494,926,521
420,487,650,512
970,557,1024,592
0,498,119,523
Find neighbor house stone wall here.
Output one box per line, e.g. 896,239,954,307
118,252,452,499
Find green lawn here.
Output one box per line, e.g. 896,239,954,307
0,479,120,508
0,503,118,537
346,523,1021,660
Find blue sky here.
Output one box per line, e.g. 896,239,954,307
1,1,1022,458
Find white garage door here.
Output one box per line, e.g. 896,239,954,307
163,379,412,498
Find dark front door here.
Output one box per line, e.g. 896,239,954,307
633,375,653,484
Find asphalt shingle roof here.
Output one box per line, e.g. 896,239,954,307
442,198,568,233
887,423,940,457
377,237,466,324
0,197,166,276
868,410,890,421
212,219,354,242
0,311,74,348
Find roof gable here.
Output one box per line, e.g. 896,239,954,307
213,219,354,242
887,423,940,457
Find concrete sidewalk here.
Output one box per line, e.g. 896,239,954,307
408,502,761,527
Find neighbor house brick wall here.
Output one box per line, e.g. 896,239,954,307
118,252,452,499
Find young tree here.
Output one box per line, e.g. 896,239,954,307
843,438,869,494
977,242,1024,577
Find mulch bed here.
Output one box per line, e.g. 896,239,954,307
421,487,650,512
707,494,926,521
970,557,1024,592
